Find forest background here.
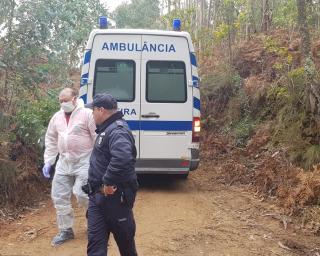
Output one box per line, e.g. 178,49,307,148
1,0,320,228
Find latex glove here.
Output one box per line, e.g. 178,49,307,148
42,163,51,178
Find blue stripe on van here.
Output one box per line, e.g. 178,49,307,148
84,50,91,65
192,76,200,88
193,97,200,111
80,73,89,86
127,121,192,131
81,73,88,79
126,121,140,130
80,94,87,104
190,53,197,67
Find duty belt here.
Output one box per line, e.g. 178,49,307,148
87,179,138,196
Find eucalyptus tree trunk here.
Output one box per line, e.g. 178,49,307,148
261,0,271,32
175,0,181,9
207,0,213,27
199,0,205,27
249,0,256,33
296,0,320,125
186,0,191,9
297,0,311,59
160,0,165,15
3,0,16,112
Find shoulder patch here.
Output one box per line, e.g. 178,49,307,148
116,120,124,127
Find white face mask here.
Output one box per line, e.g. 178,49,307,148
61,101,75,113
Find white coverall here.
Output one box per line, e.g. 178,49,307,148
44,102,96,230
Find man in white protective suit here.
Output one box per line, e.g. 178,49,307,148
42,87,96,246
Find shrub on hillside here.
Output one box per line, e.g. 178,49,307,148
14,89,59,150
201,62,242,128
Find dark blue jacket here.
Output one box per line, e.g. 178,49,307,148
88,111,137,188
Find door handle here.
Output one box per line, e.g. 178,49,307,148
141,113,160,118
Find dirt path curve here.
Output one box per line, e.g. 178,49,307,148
1,164,319,256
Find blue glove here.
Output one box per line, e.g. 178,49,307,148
42,163,51,178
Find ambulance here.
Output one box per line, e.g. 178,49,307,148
79,17,200,177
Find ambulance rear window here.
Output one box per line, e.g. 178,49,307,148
146,61,187,103
94,59,135,102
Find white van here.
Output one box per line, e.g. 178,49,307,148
79,18,200,177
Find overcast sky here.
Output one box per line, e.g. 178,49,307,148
102,0,130,12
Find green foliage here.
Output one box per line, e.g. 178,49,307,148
265,64,319,169
201,58,255,146
0,112,11,131
0,159,17,206
200,59,243,132
0,0,106,113
113,0,160,28
228,87,255,147
232,115,255,147
272,105,308,165
15,90,60,147
288,67,305,85
267,85,289,107
214,23,232,42
264,37,289,58
266,68,305,113
14,0,105,72
202,63,241,97
0,0,14,25
273,0,297,28
262,36,294,81
302,145,320,170
160,7,196,32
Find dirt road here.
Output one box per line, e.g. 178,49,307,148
0,164,319,256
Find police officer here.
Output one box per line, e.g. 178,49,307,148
84,93,138,256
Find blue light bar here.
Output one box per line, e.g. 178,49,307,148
173,19,181,31
99,16,108,29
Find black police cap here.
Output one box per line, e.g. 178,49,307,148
85,93,117,110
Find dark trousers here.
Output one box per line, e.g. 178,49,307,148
87,191,137,256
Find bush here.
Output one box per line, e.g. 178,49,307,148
228,88,256,147
15,89,59,149
202,63,241,98
232,116,255,147
201,62,242,128
0,159,18,206
266,64,320,169
303,145,320,170
0,112,11,131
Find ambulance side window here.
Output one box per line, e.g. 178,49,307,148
94,59,135,102
146,61,187,103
